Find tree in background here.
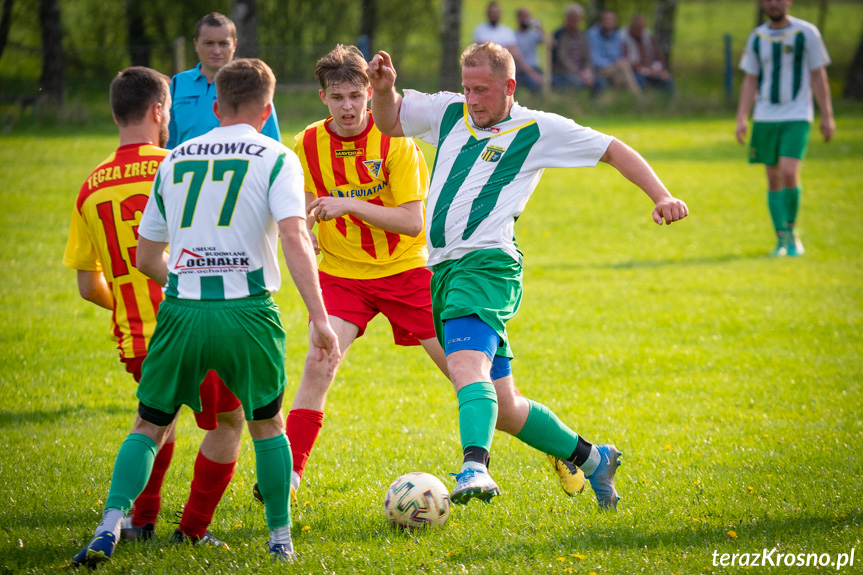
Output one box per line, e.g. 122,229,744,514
440,0,461,91
0,0,12,62
845,25,863,100
358,0,377,58
654,0,677,69
126,0,149,67
233,0,258,59
38,0,62,106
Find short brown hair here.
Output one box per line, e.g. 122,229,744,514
315,44,369,91
195,12,236,40
460,42,515,80
215,58,276,115
109,66,170,126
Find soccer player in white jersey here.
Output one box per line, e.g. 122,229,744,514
72,58,340,568
736,0,834,257
368,42,688,509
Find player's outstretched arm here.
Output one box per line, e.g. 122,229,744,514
735,74,758,144
77,270,113,310
599,139,689,225
137,237,170,286
368,51,405,137
308,198,423,237
278,216,341,375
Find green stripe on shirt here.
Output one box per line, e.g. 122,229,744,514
462,123,541,241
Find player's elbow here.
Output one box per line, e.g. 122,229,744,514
402,219,423,237
136,260,159,282
77,283,100,304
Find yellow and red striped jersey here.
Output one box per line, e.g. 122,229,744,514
294,114,430,279
63,143,168,359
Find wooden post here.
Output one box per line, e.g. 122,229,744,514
173,36,185,76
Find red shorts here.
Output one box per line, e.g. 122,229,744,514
319,268,436,346
122,357,241,430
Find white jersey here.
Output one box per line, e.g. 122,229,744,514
473,22,517,46
139,124,305,300
400,90,613,267
739,16,830,122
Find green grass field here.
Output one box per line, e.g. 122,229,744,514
1,111,862,574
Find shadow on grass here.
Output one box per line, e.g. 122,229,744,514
440,511,861,565
0,403,130,427
536,249,770,272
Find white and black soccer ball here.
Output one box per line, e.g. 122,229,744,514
384,472,450,529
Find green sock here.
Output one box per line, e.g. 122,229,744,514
104,433,158,513
457,382,498,453
515,400,579,459
783,186,801,228
767,190,787,234
253,433,292,530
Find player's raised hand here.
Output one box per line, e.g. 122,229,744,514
368,51,397,91
310,320,341,377
652,196,689,225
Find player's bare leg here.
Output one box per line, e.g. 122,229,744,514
419,337,450,379
285,317,358,491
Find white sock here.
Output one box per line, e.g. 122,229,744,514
291,471,301,492
461,461,487,473
95,508,124,540
579,446,602,477
269,524,293,548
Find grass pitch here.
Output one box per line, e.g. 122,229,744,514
0,113,861,574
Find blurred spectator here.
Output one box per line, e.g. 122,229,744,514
587,10,642,97
515,7,546,92
552,4,603,93
622,13,674,93
474,2,543,91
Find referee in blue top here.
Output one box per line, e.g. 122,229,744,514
167,12,281,148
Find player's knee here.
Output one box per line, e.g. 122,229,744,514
217,406,245,429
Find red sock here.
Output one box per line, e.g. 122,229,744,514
178,452,236,539
286,409,324,479
131,441,174,526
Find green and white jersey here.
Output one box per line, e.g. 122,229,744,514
139,124,305,300
739,16,830,122
400,90,613,266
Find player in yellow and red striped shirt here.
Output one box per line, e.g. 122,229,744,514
278,45,449,501
64,67,240,549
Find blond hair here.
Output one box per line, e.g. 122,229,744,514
215,58,275,115
460,42,515,80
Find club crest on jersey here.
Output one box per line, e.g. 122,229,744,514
363,159,383,178
481,145,505,163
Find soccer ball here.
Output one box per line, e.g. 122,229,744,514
384,472,450,529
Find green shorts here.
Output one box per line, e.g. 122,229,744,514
430,249,522,359
748,120,811,165
138,294,287,420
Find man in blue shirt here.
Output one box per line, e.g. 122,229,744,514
587,10,642,97
167,12,281,148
